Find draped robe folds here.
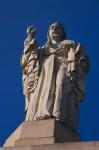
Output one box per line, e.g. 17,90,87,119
25,40,88,131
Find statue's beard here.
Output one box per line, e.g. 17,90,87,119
52,33,61,42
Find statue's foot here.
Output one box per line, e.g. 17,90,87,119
36,116,44,120
52,116,60,121
44,115,51,119
55,118,60,121
36,115,51,120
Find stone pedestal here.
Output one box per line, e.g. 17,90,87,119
4,119,80,147
2,119,99,150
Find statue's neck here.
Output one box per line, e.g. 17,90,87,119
51,39,59,45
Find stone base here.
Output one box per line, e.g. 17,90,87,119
1,142,99,150
4,119,80,147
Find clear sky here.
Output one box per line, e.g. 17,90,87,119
0,0,99,146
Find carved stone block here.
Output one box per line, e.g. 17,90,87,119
4,119,80,147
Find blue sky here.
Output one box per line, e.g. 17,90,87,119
0,0,99,146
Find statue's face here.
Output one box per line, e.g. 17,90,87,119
49,22,65,42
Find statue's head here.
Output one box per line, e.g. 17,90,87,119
47,22,66,43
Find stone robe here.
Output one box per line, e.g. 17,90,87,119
25,39,89,131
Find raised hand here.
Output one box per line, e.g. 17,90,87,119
26,25,36,42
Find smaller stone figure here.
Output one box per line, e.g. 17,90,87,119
20,26,40,115
67,48,76,78
66,44,80,82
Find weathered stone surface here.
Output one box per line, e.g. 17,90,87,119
4,119,80,147
1,141,99,150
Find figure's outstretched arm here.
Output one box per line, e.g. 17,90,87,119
24,25,38,54
20,26,40,116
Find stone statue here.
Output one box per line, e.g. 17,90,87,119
20,22,89,132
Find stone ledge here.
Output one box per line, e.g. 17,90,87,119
1,141,99,150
